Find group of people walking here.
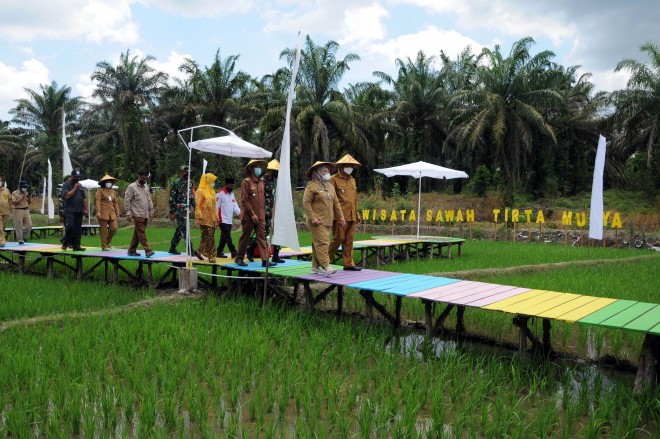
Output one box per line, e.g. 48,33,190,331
0,153,363,276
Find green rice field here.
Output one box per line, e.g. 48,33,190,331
0,227,658,437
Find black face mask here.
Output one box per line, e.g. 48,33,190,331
226,187,233,193
138,178,147,185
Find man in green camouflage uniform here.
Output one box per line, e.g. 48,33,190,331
168,166,195,254
248,159,286,263
58,174,71,243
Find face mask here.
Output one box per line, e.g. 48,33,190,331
105,182,112,189
254,168,262,177
343,167,353,175
210,183,215,188
322,173,331,181
227,187,233,193
138,179,146,185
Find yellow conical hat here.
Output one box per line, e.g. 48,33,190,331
99,174,118,184
267,159,280,171
335,154,362,168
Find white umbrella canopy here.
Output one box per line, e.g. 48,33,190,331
188,133,272,159
78,179,99,189
374,161,469,238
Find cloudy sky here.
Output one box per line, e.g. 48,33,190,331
1,0,658,122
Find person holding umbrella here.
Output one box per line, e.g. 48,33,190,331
328,154,362,271
95,174,120,251
235,159,276,267
302,161,345,276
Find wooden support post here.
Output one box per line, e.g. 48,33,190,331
75,257,83,280
423,300,433,339
431,304,454,336
360,290,374,323
634,333,659,394
146,263,153,287
178,267,198,292
514,315,530,359
211,265,218,288
337,285,344,316
542,318,552,354
303,281,314,309
112,260,119,284
447,244,452,259
18,253,25,274
46,256,54,278
395,296,402,328
456,306,465,335
361,249,367,268
458,242,463,257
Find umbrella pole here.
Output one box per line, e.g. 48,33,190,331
417,175,421,238
185,136,193,268
88,189,91,226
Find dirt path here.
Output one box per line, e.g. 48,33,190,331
432,254,659,280
0,291,204,332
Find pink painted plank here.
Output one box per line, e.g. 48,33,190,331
450,284,526,306
298,269,399,286
419,283,506,303
467,287,532,308
408,281,494,300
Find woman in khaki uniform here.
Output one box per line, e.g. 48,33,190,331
95,175,120,251
194,173,219,263
302,161,345,275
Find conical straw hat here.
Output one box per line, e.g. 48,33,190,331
306,161,335,179
335,154,362,168
267,159,280,171
243,159,268,176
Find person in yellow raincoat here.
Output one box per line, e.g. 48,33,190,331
194,173,218,263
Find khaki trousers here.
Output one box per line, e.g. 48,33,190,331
13,209,32,242
237,220,268,261
128,217,151,252
99,218,118,249
308,222,332,269
329,220,356,268
0,214,9,245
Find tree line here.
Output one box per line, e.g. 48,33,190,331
1,36,658,205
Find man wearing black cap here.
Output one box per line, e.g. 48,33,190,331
0,176,10,247
124,170,155,257
215,177,240,258
60,170,88,251
11,180,32,244
168,165,195,254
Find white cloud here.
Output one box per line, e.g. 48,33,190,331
339,3,389,45
0,59,50,122
584,68,630,93
0,0,139,44
150,51,192,84
142,0,255,17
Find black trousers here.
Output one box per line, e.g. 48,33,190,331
217,223,237,254
62,212,83,248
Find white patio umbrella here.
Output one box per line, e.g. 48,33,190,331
177,125,272,262
374,161,469,238
79,179,99,226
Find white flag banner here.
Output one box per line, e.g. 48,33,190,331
202,158,208,175
589,135,607,240
41,177,46,214
62,112,73,177
272,33,302,252
47,159,54,219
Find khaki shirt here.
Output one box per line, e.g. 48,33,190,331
239,176,266,222
0,187,11,215
124,182,153,218
302,180,344,227
330,172,359,221
95,188,120,220
11,189,30,209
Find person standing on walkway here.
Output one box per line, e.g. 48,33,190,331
95,175,120,251
60,170,88,251
168,165,195,255
0,176,11,247
11,180,32,245
235,159,276,268
215,177,240,258
264,159,286,263
194,173,219,263
302,161,345,275
124,170,155,257
328,154,362,271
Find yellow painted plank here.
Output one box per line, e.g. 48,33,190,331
537,295,600,320
483,289,550,311
501,291,564,314
557,297,618,323
511,292,581,316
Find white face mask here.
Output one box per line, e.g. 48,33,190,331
322,173,331,181
105,182,112,189
343,167,353,175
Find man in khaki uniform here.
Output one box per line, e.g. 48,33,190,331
303,161,345,275
328,154,362,271
124,170,155,258
0,176,11,247
11,180,32,245
235,159,276,267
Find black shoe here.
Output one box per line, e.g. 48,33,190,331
193,250,204,260
169,247,181,255
272,256,286,263
61,245,67,251
235,258,247,267
145,250,155,258
217,252,227,258
72,247,86,251
127,251,140,256
18,242,24,245
246,253,254,262
262,260,277,268
344,266,362,271
230,251,237,259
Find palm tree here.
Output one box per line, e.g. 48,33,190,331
9,81,81,175
612,41,660,172
90,50,168,179
0,120,26,184
278,36,360,180
449,37,563,204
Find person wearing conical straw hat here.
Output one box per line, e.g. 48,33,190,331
235,159,277,267
302,161,346,276
194,173,219,263
95,174,120,251
252,158,286,263
328,154,363,270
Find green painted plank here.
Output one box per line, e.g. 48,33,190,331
578,300,636,325
650,323,660,335
599,302,657,329
622,305,660,332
